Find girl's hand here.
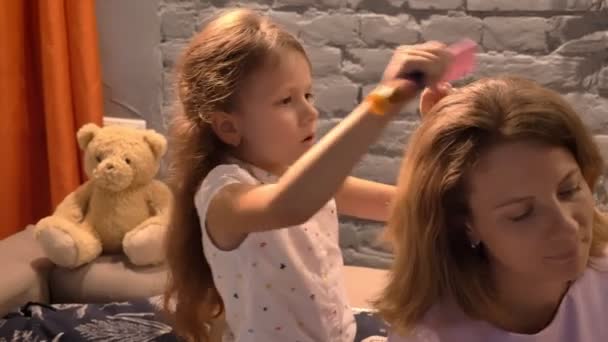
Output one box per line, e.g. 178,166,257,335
383,41,453,87
373,41,453,115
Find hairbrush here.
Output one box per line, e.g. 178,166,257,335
367,39,478,115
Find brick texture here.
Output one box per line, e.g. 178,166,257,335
158,0,608,268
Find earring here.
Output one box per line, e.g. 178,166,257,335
465,224,479,249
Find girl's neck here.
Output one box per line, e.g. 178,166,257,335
490,268,570,334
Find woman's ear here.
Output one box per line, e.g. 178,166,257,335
464,221,481,247
419,82,453,118
210,112,242,147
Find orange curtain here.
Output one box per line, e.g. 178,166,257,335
0,0,104,239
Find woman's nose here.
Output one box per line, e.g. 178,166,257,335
550,203,579,236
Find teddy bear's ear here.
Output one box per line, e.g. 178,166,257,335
77,123,101,150
143,130,167,160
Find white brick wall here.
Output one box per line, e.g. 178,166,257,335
159,0,608,268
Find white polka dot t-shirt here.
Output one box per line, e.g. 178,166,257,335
194,160,356,342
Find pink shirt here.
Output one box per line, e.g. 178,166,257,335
389,253,608,342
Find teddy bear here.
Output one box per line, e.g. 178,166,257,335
34,123,173,268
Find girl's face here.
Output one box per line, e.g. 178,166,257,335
233,48,318,174
467,140,595,286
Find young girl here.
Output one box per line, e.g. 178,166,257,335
377,76,608,341
164,8,452,342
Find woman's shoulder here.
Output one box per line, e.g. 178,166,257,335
388,256,608,342
387,301,490,342
589,245,608,273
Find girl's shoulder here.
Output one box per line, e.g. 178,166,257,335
202,163,259,189
195,163,259,207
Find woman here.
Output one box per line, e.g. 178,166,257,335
377,76,608,341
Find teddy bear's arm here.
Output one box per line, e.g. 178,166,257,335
146,180,173,218
53,181,93,223
122,180,172,266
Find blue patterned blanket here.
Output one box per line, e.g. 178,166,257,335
0,298,387,341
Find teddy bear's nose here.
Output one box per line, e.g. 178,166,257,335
105,163,114,170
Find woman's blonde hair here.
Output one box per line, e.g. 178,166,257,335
375,76,608,336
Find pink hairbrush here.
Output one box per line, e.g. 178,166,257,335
367,39,478,115
400,38,478,87
441,38,477,83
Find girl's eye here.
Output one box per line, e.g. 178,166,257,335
305,93,314,102
280,96,292,105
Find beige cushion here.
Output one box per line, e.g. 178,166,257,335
1,227,387,320
343,265,388,309
50,255,168,303
0,226,53,317
48,262,386,306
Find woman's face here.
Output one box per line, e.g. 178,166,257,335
467,140,595,284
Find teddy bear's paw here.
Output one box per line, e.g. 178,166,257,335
123,222,166,266
36,227,79,268
361,338,388,342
